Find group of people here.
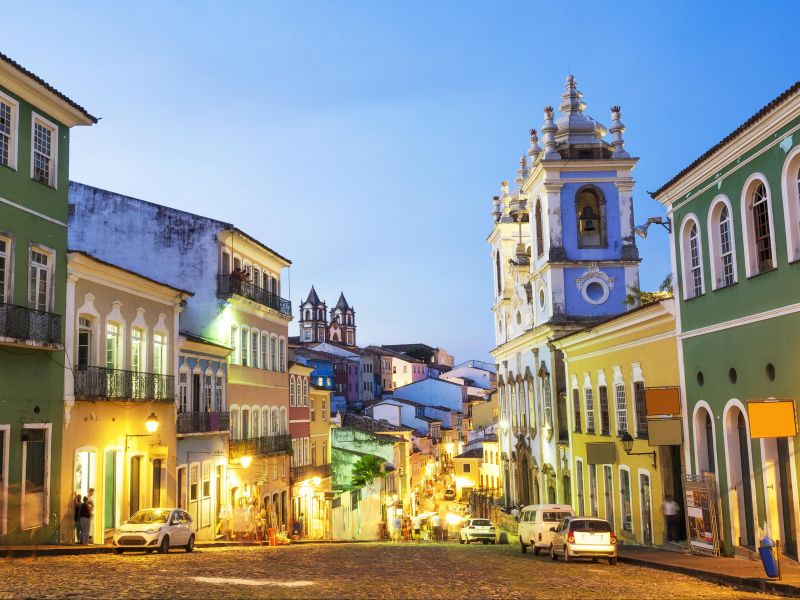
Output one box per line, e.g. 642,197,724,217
72,489,94,544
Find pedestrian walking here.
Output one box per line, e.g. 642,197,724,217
430,512,442,543
87,488,95,543
411,514,421,542
79,496,91,544
662,495,681,542
72,494,82,544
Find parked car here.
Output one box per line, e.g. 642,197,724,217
459,518,496,544
443,488,456,501
112,508,195,554
518,504,575,555
549,517,617,564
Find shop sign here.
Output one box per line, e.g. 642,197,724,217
747,399,797,438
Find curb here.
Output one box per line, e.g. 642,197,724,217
618,555,800,597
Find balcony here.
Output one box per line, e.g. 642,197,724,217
291,463,332,482
177,411,230,435
0,303,61,348
229,434,291,459
216,275,291,317
74,366,174,402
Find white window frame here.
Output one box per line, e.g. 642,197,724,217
680,215,704,300
28,245,54,312
260,332,268,370
584,383,595,434
152,332,168,375
740,173,778,276
0,423,9,534
780,146,800,263
178,365,189,413
0,92,19,170
575,458,585,517
707,196,738,289
229,324,239,365
250,328,259,368
0,234,12,304
279,337,286,372
214,370,225,411
614,384,628,435
618,465,634,535
289,376,296,407
240,326,249,367
20,423,51,530
270,335,277,371
105,321,122,370
30,113,58,189
203,368,213,411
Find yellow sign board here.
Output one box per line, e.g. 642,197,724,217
747,400,797,439
647,417,683,446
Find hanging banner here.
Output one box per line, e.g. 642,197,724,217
645,387,681,416
747,400,797,438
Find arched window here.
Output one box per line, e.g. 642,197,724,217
680,217,704,299
303,378,309,406
535,200,544,257
575,186,606,248
279,407,288,434
289,376,296,407
782,148,800,262
741,175,776,276
304,309,311,321
271,407,279,435
708,198,737,289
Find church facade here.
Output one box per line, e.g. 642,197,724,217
298,287,356,347
488,76,641,508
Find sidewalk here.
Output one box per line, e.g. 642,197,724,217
619,546,800,597
0,539,358,558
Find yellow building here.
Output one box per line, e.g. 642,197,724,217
61,251,190,544
553,298,682,547
479,435,502,496
453,448,482,501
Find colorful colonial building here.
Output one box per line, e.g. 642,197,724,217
653,81,800,556
0,52,95,544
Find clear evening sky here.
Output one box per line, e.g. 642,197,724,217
4,1,797,362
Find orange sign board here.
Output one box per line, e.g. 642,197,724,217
747,400,797,439
645,387,681,416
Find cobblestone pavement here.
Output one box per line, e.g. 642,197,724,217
0,542,782,599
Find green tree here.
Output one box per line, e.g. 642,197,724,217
351,454,386,488
624,273,673,307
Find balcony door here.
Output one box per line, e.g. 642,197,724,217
192,373,201,413
103,450,118,531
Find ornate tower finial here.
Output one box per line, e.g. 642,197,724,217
528,128,541,165
492,195,501,223
515,155,529,186
559,74,586,116
500,180,509,194
541,106,560,160
610,105,630,159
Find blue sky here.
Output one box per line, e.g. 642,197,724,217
5,1,797,362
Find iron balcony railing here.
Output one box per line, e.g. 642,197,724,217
291,463,332,481
0,303,61,346
229,434,292,459
177,411,231,434
74,366,174,402
216,275,292,317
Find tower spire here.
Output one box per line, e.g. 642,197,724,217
610,105,630,158
541,106,560,160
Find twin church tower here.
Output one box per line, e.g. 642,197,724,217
298,287,357,346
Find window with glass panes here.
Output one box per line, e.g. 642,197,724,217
289,377,296,407
688,223,702,297
215,374,224,410
585,388,595,433
23,427,46,493
230,325,238,364
179,372,188,412
718,206,735,286
131,328,143,372
310,398,316,421
190,464,199,502
260,334,267,370
303,379,309,406
270,337,277,370
241,329,249,366
322,399,327,420
106,323,120,369
32,118,55,186
0,97,15,167
279,339,286,372
77,317,92,367
28,249,49,311
0,238,8,303
203,374,212,410
542,374,553,428
634,381,648,436
752,183,773,273
251,331,258,367
202,462,211,498
615,384,628,433
152,333,167,374
572,389,581,432
598,386,610,435
620,469,633,532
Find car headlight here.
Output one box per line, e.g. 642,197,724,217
144,527,161,535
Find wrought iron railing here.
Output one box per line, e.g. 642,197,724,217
74,366,174,402
291,463,332,481
229,434,292,459
216,275,291,317
177,411,230,434
0,303,61,346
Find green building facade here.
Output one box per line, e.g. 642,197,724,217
654,81,800,556
0,53,95,543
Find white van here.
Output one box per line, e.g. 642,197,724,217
518,504,575,554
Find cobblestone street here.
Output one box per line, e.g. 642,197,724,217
0,543,782,599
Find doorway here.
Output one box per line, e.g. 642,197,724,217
103,450,118,531
736,411,756,547
639,472,653,545
129,455,141,516
74,449,96,542
777,438,797,557
604,465,614,528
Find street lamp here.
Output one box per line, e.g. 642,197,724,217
145,413,159,433
633,216,671,238
240,455,253,469
619,432,657,468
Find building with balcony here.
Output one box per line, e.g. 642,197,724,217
67,181,294,537
60,251,189,543
0,53,96,544
176,331,231,541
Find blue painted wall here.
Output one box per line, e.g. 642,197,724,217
561,180,622,262
563,266,627,316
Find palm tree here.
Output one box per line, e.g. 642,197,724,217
351,454,386,488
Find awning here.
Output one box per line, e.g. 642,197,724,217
747,399,797,438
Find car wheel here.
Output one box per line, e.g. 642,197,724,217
608,557,618,566
185,534,195,553
563,547,570,563
482,540,489,545
520,540,527,553
146,549,154,554
533,545,540,556
550,545,557,561
459,536,465,544
114,548,123,555
157,535,170,554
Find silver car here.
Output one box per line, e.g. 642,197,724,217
549,517,617,564
459,518,497,544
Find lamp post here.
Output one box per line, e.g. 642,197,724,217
125,413,160,450
619,432,657,468
633,216,671,238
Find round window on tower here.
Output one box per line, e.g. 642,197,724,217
580,277,610,305
539,289,546,310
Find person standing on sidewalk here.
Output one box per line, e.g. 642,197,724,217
662,495,681,542
79,496,91,544
72,494,82,544
87,488,95,544
430,512,442,543
411,514,421,542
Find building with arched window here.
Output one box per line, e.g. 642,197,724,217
653,80,800,557
488,76,640,510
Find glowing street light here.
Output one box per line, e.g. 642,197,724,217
240,455,253,468
145,413,160,433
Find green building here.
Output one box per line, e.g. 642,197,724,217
0,53,95,543
653,81,800,557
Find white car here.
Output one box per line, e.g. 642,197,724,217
459,518,497,544
549,517,618,564
112,508,195,554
